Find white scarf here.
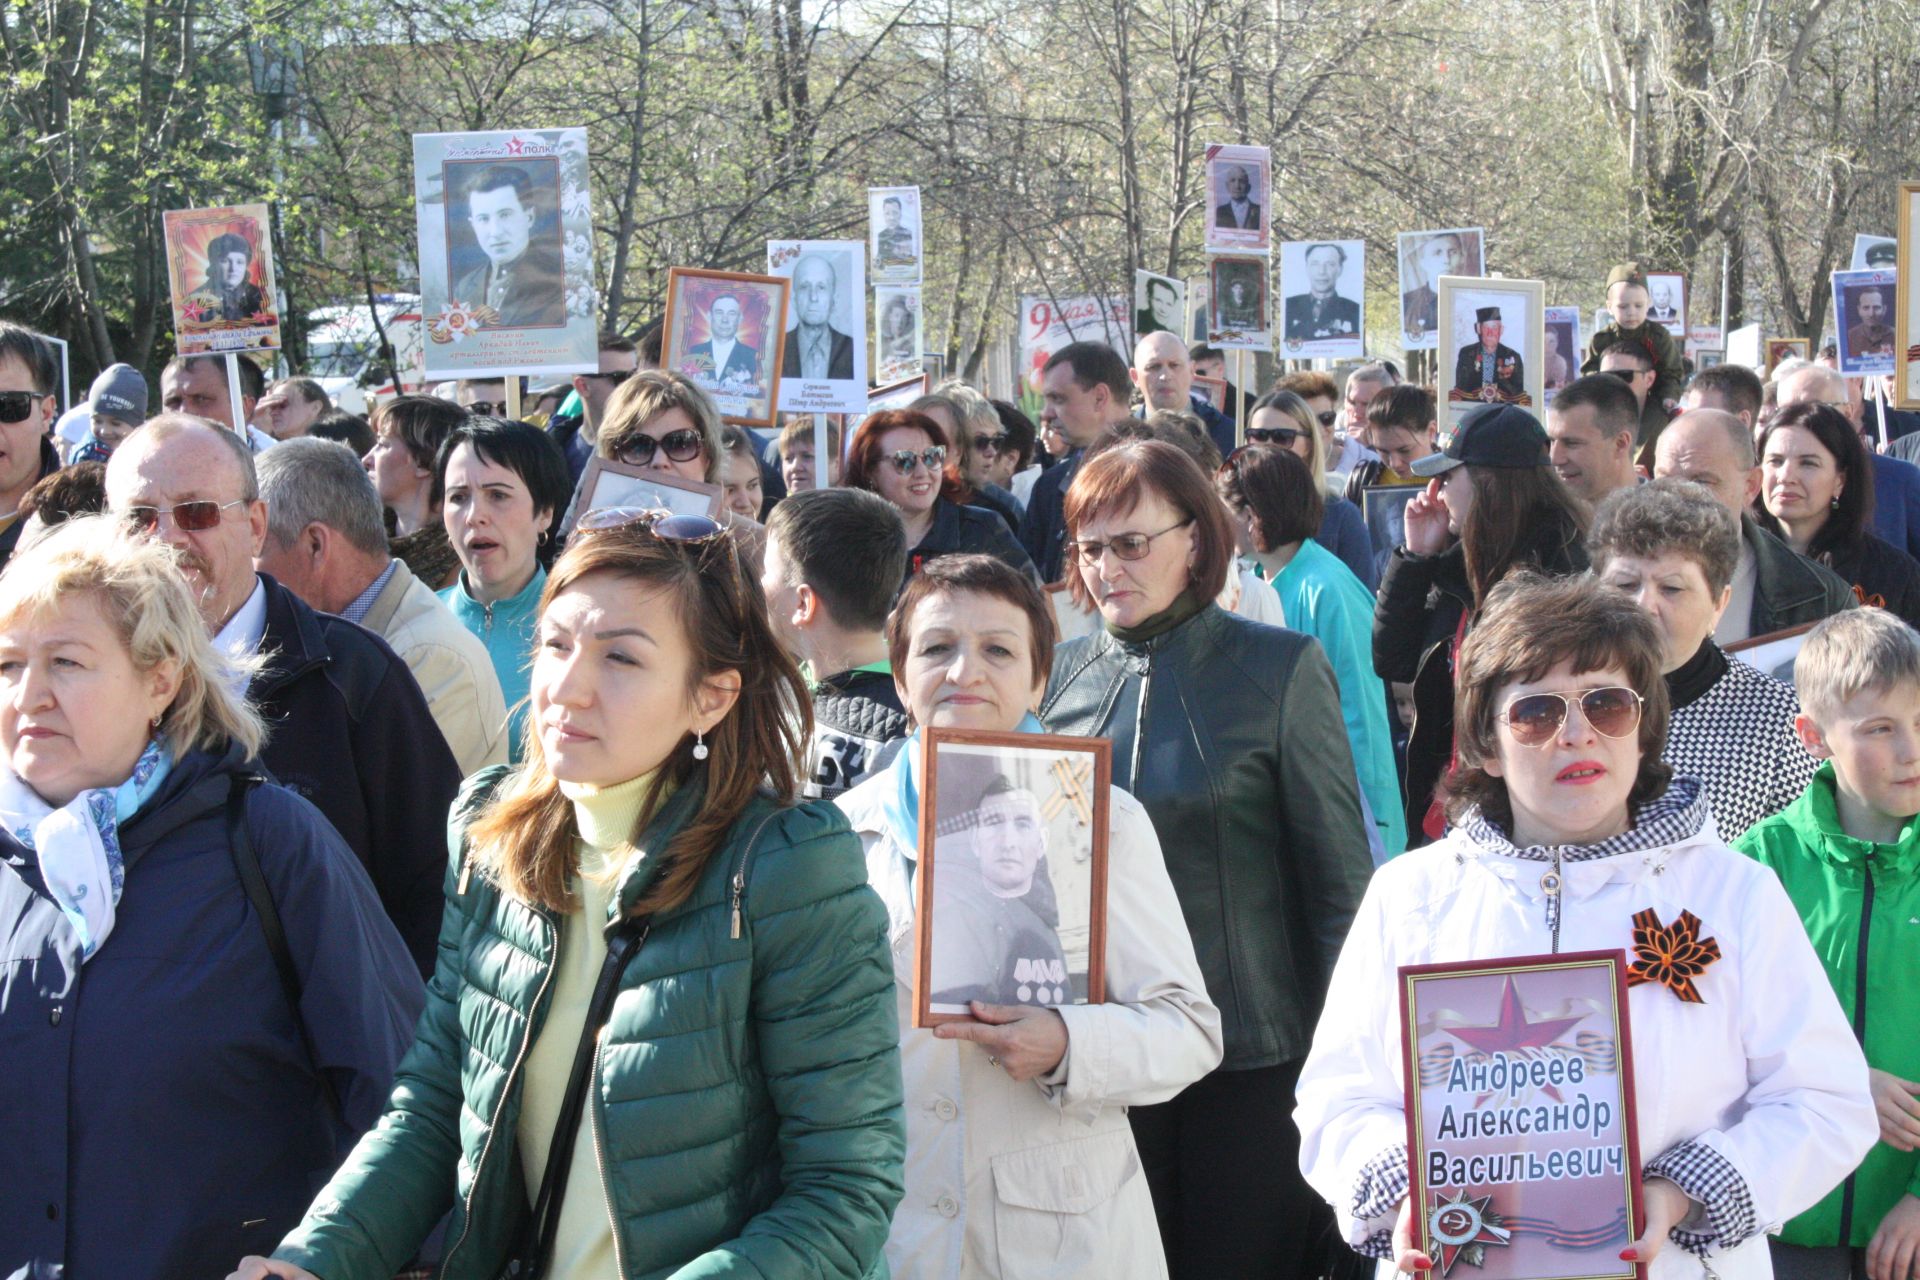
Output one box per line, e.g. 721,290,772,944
0,738,171,961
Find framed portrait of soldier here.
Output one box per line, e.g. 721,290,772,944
1896,183,1920,407
1135,271,1187,338
767,240,868,415
1280,239,1365,359
661,266,790,428
1833,268,1897,378
1855,234,1898,271
1202,144,1272,254
1765,337,1810,379
1398,228,1485,351
1187,277,1211,343
1207,256,1272,351
576,455,723,521
869,186,923,285
914,728,1111,1029
1435,276,1545,431
412,128,598,380
875,286,925,385
1644,272,1687,339
162,203,283,356
1542,306,1580,406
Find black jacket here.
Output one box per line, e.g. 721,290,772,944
251,574,463,975
1019,450,1082,584
1745,515,1857,636
804,668,909,800
908,498,1038,588
1042,605,1375,1069
1822,532,1920,629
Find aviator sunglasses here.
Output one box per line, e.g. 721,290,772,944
1497,686,1644,748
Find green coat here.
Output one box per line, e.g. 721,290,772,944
1736,762,1920,1247
274,766,906,1279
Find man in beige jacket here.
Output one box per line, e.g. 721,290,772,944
255,438,509,773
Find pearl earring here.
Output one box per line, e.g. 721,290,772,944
692,730,709,761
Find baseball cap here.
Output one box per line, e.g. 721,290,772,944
1411,403,1550,476
87,363,148,426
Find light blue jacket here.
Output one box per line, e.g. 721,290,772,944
439,565,546,761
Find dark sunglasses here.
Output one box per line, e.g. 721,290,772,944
1069,518,1193,566
588,369,637,386
465,401,508,417
0,391,44,424
1315,409,1338,427
1604,367,1648,382
613,428,706,467
123,498,248,533
888,446,948,474
1498,686,1644,748
1245,426,1305,447
972,433,1009,455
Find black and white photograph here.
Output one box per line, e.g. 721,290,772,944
1543,305,1580,404
576,454,724,521
1134,270,1186,337
915,728,1110,1027
766,239,867,415
1279,239,1365,358
868,185,923,285
1203,143,1273,253
1397,226,1484,349
1834,267,1897,377
1435,274,1544,429
1207,255,1271,351
1645,271,1687,339
1854,234,1898,270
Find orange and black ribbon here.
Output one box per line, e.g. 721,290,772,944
1627,908,1721,1004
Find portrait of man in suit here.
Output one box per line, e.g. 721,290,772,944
1214,165,1262,231
1283,242,1361,343
1454,305,1527,404
781,254,855,381
687,293,761,389
450,163,566,328
1649,280,1680,323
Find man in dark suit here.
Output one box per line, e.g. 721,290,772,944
450,164,565,328
1454,306,1528,404
1282,242,1361,343
1213,165,1262,230
688,293,761,388
780,254,855,381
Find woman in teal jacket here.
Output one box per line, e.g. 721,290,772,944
233,510,906,1280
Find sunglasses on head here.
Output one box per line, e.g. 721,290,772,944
972,433,1008,455
1069,518,1193,566
575,507,727,543
887,445,947,474
123,498,248,534
1245,426,1305,447
613,428,706,467
1497,686,1644,748
0,390,45,424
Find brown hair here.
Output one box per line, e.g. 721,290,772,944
1459,464,1589,605
778,416,842,458
1062,439,1233,609
1273,370,1337,403
464,522,808,914
887,554,1058,700
1216,444,1322,551
1446,572,1672,829
598,370,725,483
844,410,964,503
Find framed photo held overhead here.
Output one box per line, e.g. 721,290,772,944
914,727,1112,1029
1202,143,1273,254
162,203,283,356
1697,349,1726,370
1542,306,1580,406
1400,951,1644,1280
851,373,932,435
1397,227,1485,351
1765,337,1810,379
661,266,791,428
1207,255,1273,351
1833,268,1898,378
766,239,868,415
1434,276,1545,431
874,286,924,385
1135,270,1187,338
574,455,724,522
1898,182,1920,407
868,185,923,285
1279,239,1366,360
1643,272,1686,339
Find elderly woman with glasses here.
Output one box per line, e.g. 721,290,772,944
232,508,905,1280
1296,572,1876,1278
845,409,1036,590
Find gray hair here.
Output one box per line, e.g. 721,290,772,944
256,437,390,557
1350,361,1399,389
1796,608,1920,724
1588,478,1741,595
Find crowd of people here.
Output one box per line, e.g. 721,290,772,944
0,254,1915,1280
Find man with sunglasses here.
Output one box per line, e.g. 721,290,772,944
455,376,514,419
547,331,640,484
104,416,462,977
0,323,63,574
1131,331,1233,461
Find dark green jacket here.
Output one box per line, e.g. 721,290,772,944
1737,763,1920,1246
1041,604,1374,1069
1582,318,1684,448
274,767,905,1279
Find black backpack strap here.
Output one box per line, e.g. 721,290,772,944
225,772,346,1128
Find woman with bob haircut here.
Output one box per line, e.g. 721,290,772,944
846,408,1035,588
1041,439,1374,1279
0,516,422,1279
836,553,1222,1278
1297,572,1877,1277
233,509,905,1280
1590,478,1815,840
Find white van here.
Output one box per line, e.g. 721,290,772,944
304,295,425,413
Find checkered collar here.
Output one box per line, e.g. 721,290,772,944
1459,776,1709,864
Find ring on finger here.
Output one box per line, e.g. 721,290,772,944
987,1055,1001,1068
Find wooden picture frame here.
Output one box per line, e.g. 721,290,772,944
1400,950,1645,1280
1434,275,1546,431
575,454,724,521
1764,337,1810,379
1898,182,1920,407
661,266,790,428
914,727,1112,1029
1192,374,1229,411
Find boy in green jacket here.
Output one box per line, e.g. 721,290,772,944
1737,608,1920,1278
1581,263,1685,459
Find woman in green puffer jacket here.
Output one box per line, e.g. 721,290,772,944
231,509,906,1280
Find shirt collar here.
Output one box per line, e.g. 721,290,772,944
339,559,399,626
213,577,270,693
1459,776,1709,864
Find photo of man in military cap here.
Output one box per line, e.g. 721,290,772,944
1454,305,1527,403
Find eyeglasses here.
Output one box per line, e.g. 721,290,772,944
972,433,1009,455
1069,518,1193,566
1604,367,1649,383
613,428,706,467
0,390,44,424
887,446,948,474
575,507,727,543
1497,686,1644,748
1315,409,1338,428
588,369,636,386
465,401,508,416
123,498,249,533
1245,426,1305,448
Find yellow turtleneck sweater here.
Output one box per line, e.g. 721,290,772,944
516,770,669,1279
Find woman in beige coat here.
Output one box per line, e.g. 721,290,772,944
837,554,1222,1279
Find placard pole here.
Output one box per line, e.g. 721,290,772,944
505,376,523,422
224,352,247,437
1234,348,1247,448
813,413,830,490
1875,382,1890,450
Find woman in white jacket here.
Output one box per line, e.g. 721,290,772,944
838,554,1223,1279
1295,572,1876,1278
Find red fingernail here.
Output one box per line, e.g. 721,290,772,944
1619,1248,1637,1261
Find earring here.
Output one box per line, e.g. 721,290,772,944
692,730,709,761
149,712,162,730
1832,495,1841,511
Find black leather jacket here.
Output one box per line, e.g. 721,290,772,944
1041,604,1374,1069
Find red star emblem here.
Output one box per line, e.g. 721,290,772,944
1427,1190,1511,1276
1441,975,1582,1055
506,135,524,155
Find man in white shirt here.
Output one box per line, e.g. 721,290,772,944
160,355,276,453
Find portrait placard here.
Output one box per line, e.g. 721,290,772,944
869,186,923,285
1135,270,1186,338
868,373,930,413
162,203,283,356
1855,233,1898,271
1644,272,1686,339
1207,256,1272,352
1765,337,1810,378
1187,277,1211,343
1697,349,1726,370
1362,483,1423,563
1435,276,1545,430
915,728,1111,1029
412,128,597,380
1202,144,1272,254
1898,185,1920,407
575,455,724,521
1398,228,1485,351
1019,295,1129,397
1542,306,1580,406
1727,621,1817,683
1726,322,1763,371
662,266,790,428
1400,951,1644,1280
1192,375,1228,411
1686,325,1723,357
766,240,868,415
874,286,924,385
1833,268,1897,377
1280,240,1365,359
